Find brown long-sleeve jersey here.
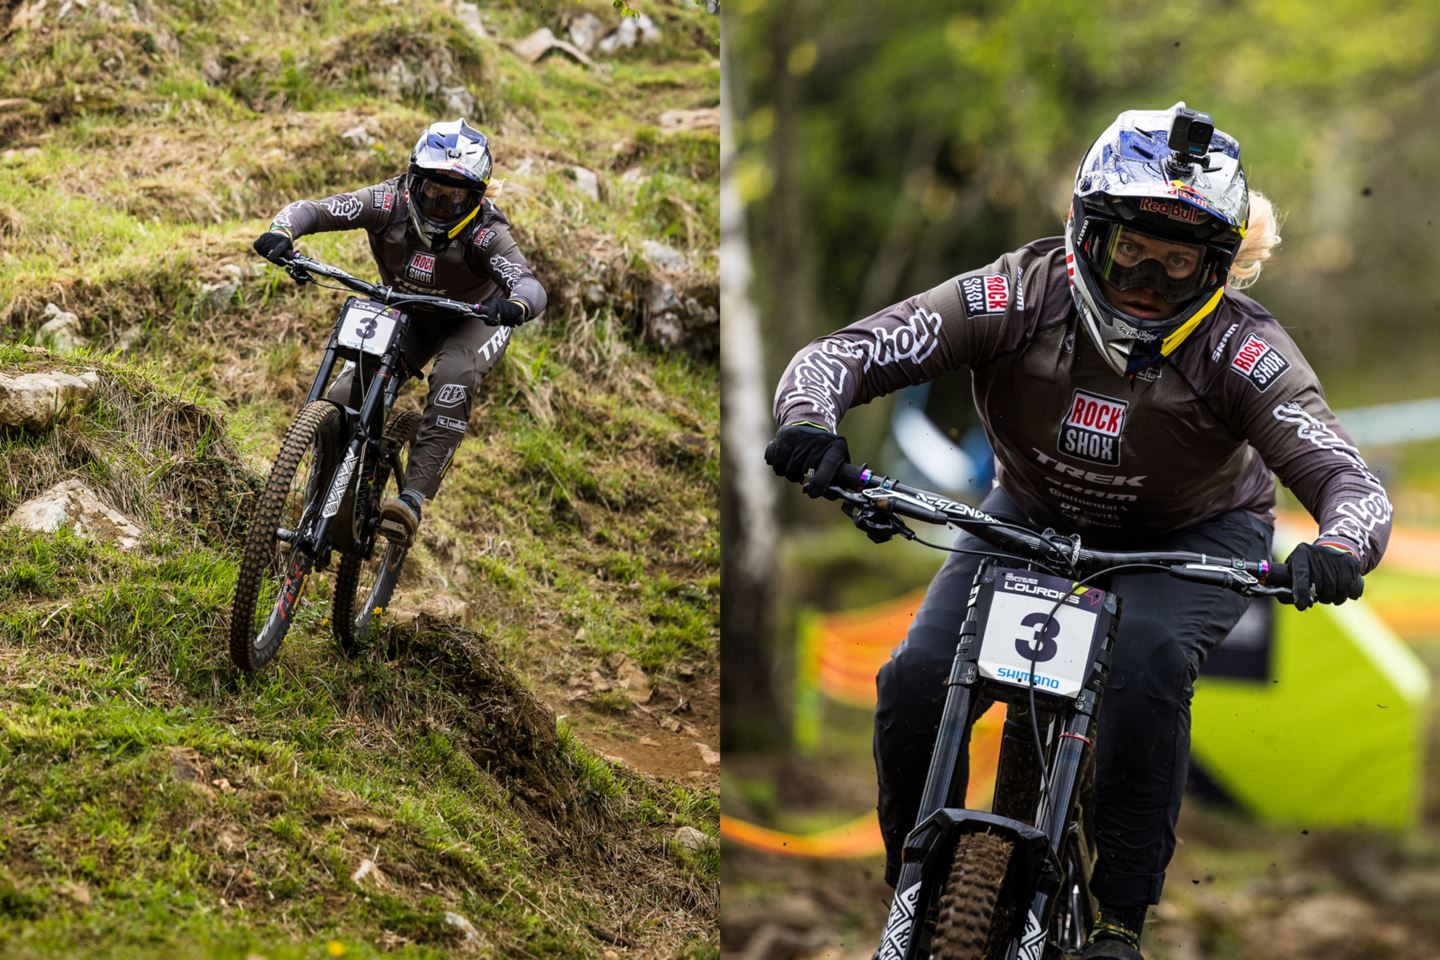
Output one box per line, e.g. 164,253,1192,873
774,238,1392,569
268,176,547,318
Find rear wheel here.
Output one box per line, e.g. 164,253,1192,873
930,830,1016,960
229,400,340,672
332,410,420,652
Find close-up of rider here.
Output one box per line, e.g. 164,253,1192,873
252,118,547,546
764,103,1393,959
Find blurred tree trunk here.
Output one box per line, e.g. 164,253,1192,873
767,4,819,359
720,25,787,751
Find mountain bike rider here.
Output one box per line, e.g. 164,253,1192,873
765,103,1392,959
253,118,547,546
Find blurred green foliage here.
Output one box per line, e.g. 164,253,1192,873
731,0,1440,413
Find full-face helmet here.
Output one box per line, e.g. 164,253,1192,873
1064,102,1249,376
406,118,493,250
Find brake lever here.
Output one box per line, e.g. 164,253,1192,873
282,255,314,285
1175,563,1298,605
841,499,914,544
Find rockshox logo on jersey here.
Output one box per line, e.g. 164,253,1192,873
1229,333,1290,392
958,273,1011,319
1059,389,1128,466
405,252,436,285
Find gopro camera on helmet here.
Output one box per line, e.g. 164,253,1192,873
1167,106,1215,169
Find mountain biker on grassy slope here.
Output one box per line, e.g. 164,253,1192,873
765,103,1392,959
253,118,547,546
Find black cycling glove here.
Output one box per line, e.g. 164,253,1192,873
764,422,849,499
253,230,294,263
1284,541,1364,611
483,297,528,327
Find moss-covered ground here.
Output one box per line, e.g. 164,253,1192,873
0,0,718,956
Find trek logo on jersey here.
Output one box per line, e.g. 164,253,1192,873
405,252,436,285
1229,333,1290,392
958,274,1011,319
1058,389,1128,466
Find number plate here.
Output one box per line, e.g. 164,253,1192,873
336,300,399,356
976,568,1108,699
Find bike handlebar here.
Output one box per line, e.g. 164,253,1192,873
266,251,522,325
823,462,1294,599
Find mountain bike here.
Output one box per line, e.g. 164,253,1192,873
229,251,514,672
811,463,1295,960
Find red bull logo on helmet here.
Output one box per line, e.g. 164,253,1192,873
1138,196,1203,224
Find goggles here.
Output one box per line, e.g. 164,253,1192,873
413,175,480,225
1085,223,1212,304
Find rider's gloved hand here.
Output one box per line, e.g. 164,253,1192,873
764,422,848,498
1284,540,1364,611
253,229,294,263
482,298,528,327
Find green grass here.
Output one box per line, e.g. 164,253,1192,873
0,529,717,956
0,0,718,955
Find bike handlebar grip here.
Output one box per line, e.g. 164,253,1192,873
1265,561,1291,588
835,462,869,490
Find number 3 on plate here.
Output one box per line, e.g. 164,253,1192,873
1015,611,1060,663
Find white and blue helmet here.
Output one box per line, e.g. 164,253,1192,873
1064,102,1250,376
406,119,493,250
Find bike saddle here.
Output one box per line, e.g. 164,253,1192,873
1081,939,1145,960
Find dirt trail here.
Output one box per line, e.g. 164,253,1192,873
545,662,721,787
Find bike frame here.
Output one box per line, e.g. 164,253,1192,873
828,464,1291,960
304,297,414,559
879,561,1120,960
267,299,413,628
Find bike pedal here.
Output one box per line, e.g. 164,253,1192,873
378,518,413,545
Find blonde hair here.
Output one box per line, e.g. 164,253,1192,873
1228,190,1281,289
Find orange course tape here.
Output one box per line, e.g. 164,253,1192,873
722,703,1009,859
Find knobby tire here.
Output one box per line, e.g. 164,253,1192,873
229,400,340,672
332,410,421,651
931,830,1016,960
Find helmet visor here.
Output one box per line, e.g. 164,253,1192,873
1086,223,1210,304
413,175,480,226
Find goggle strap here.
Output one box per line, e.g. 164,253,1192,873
446,203,481,239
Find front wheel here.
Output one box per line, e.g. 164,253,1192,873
332,410,420,651
930,830,1016,960
229,400,341,672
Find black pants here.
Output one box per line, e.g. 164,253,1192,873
328,313,512,500
873,487,1272,906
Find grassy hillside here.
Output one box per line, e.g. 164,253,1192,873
0,0,718,956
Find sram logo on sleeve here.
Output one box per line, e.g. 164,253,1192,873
405,252,436,285
958,274,1011,319
1229,333,1291,392
1058,389,1128,466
